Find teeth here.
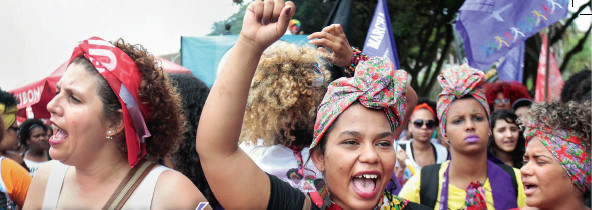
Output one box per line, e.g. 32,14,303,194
355,174,378,179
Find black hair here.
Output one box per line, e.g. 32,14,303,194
487,109,525,168
167,73,219,207
0,88,18,107
18,119,48,150
224,23,231,31
561,69,591,103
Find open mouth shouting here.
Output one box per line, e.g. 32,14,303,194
522,180,538,196
352,171,381,198
49,123,69,146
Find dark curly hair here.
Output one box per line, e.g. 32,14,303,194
487,109,525,168
0,88,18,107
167,73,219,207
18,118,48,150
484,81,531,110
561,69,591,103
73,39,186,160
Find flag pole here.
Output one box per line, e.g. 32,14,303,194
544,28,551,102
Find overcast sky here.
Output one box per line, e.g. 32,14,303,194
0,1,589,91
0,0,240,90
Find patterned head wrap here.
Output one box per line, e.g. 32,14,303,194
69,37,151,167
524,120,591,193
0,103,17,130
436,64,490,136
311,57,408,149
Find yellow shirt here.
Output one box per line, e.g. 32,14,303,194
399,161,526,210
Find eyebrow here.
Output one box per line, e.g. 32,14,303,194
339,131,362,138
376,132,394,139
338,131,393,139
532,154,554,160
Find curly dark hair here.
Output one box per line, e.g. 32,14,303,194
484,81,531,110
18,118,48,150
561,69,591,103
487,109,525,168
167,73,219,207
525,101,591,143
0,88,18,107
73,39,186,160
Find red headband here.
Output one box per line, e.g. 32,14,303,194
69,37,151,167
412,103,436,119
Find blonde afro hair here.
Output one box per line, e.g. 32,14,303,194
240,42,332,147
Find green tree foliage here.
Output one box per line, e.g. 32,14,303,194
215,0,589,97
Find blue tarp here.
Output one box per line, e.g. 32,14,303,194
181,35,311,87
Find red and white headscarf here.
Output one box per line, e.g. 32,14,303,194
69,37,151,167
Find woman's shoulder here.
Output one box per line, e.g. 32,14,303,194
22,160,61,209
151,166,207,209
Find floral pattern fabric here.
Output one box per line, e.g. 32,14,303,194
436,64,490,136
311,57,408,149
523,120,591,193
464,181,487,210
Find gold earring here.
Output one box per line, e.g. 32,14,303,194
106,136,113,140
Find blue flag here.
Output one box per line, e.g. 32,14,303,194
456,0,568,70
497,41,525,82
362,0,400,69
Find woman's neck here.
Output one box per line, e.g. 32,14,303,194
495,150,514,167
25,149,49,162
412,139,432,151
536,195,589,210
449,151,488,188
70,141,132,191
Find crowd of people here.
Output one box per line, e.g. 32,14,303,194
0,1,589,209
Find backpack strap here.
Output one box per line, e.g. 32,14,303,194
103,160,158,210
496,163,518,198
419,163,441,209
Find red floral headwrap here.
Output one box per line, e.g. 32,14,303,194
524,120,591,193
436,64,490,136
69,37,151,167
311,57,408,149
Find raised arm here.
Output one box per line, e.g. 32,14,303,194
307,24,353,67
195,0,295,209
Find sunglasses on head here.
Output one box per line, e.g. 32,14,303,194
412,119,437,130
494,98,510,105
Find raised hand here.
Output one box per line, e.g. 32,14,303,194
308,24,353,67
241,0,295,50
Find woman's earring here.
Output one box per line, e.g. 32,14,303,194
106,130,115,139
488,131,492,136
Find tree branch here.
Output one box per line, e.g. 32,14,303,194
559,25,591,72
550,1,590,45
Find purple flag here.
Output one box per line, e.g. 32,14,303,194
362,0,400,69
497,41,525,82
456,0,568,70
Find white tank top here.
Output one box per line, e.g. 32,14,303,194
42,160,169,209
